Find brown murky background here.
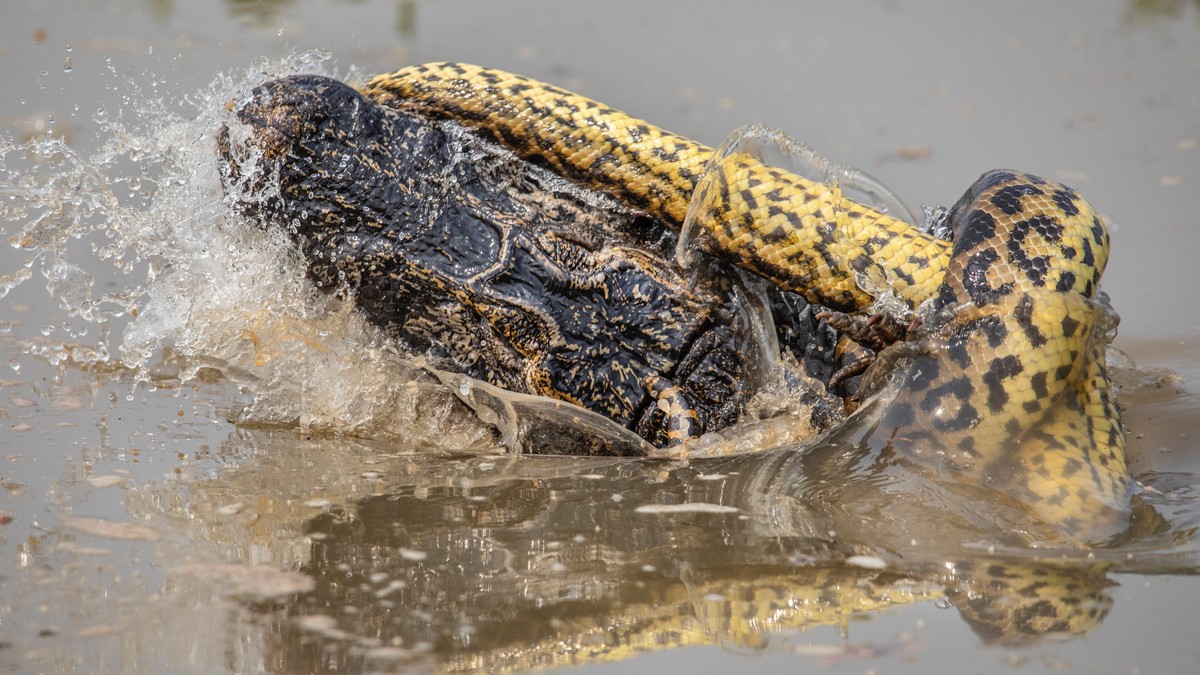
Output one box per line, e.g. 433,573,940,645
2,1,1200,673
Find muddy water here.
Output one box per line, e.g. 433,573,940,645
2,1,1200,673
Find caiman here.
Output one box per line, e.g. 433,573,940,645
218,74,842,453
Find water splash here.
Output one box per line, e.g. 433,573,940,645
0,52,504,448
4,52,812,453
677,123,920,322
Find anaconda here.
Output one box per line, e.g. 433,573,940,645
221,64,1130,540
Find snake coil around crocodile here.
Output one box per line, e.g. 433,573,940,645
358,63,1128,538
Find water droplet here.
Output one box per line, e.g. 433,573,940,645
934,598,953,610
65,43,72,52
8,358,20,372
147,44,154,56
63,57,72,73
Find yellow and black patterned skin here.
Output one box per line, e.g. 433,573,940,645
280,475,1122,672
362,63,1129,536
871,173,1125,534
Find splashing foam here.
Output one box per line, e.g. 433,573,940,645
1,52,497,450
2,53,837,455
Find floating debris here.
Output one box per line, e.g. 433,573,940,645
61,516,160,541
634,503,740,514
174,562,315,600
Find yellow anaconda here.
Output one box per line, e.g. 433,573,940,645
361,63,1129,539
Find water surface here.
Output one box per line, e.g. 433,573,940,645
2,1,1199,673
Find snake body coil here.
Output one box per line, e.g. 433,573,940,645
362,63,1129,537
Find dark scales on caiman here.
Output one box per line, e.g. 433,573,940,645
218,75,841,452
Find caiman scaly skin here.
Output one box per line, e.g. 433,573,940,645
218,75,839,452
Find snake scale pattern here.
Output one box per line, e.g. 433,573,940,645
361,63,1129,536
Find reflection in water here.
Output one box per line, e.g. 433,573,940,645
215,0,419,36
225,0,357,25
1124,0,1200,23
122,424,1190,672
